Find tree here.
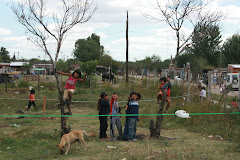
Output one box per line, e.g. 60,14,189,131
191,22,221,67
221,34,240,67
73,33,103,62
144,0,223,72
12,0,97,135
98,52,119,74
80,60,98,75
56,59,69,72
143,0,224,137
0,47,10,62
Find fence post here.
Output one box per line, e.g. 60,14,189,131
208,71,212,101
43,96,46,112
147,69,149,89
154,69,156,86
187,69,191,102
141,69,144,88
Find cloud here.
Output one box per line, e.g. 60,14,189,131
0,28,12,35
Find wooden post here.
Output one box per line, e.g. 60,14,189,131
141,69,144,88
208,71,212,101
147,69,149,89
187,69,191,102
174,69,176,84
5,74,8,92
154,69,156,86
126,11,129,83
38,71,40,92
43,96,46,112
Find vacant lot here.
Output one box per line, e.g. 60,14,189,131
0,79,239,160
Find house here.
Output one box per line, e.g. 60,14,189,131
33,63,53,75
228,64,240,73
96,65,108,75
10,61,29,72
0,63,10,74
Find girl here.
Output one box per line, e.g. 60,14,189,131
110,92,122,141
58,69,86,115
98,92,110,140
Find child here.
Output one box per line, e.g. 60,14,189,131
57,69,86,115
25,89,36,110
156,77,172,113
199,87,207,101
98,92,110,140
109,92,122,141
136,93,141,101
232,99,238,108
122,91,139,141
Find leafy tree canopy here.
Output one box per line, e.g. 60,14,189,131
73,33,104,62
221,34,240,67
0,47,10,62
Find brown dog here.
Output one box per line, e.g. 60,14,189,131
58,130,95,155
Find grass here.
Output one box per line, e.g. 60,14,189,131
0,77,240,159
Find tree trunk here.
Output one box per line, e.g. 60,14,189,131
150,92,167,137
54,70,70,136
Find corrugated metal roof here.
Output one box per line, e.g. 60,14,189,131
10,62,29,66
229,64,240,68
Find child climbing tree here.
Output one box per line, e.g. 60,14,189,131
12,0,97,135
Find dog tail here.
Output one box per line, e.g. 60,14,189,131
82,130,96,137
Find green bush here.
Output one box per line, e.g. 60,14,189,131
17,80,30,88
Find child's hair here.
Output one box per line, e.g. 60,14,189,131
130,91,137,97
30,89,35,94
137,93,141,100
201,87,205,90
97,92,107,111
72,69,81,78
233,99,236,102
112,92,117,95
159,77,167,82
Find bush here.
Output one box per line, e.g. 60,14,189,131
17,80,30,88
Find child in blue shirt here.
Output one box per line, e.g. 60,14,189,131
122,91,139,141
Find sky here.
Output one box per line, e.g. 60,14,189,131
0,0,240,62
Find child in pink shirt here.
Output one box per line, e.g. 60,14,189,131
58,69,86,114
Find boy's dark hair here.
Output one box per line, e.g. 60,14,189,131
30,89,35,94
97,92,107,111
112,92,117,95
159,77,167,82
130,91,137,97
72,69,81,78
201,87,205,90
233,99,236,102
137,93,141,100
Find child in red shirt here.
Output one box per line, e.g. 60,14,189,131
58,69,86,115
232,99,238,108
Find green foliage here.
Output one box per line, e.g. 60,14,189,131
73,33,104,62
80,60,98,75
221,34,240,67
98,52,119,73
0,47,10,62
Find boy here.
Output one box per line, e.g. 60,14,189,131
122,91,139,141
157,77,172,113
110,92,122,141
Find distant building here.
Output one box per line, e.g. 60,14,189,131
96,65,107,75
32,63,53,75
228,64,240,73
0,63,10,74
10,61,29,72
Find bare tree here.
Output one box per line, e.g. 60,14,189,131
12,0,97,135
144,0,224,71
144,0,224,137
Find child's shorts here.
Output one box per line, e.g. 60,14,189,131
63,89,75,100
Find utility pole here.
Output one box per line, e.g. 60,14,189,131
126,11,129,83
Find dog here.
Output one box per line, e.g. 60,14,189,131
58,130,96,155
